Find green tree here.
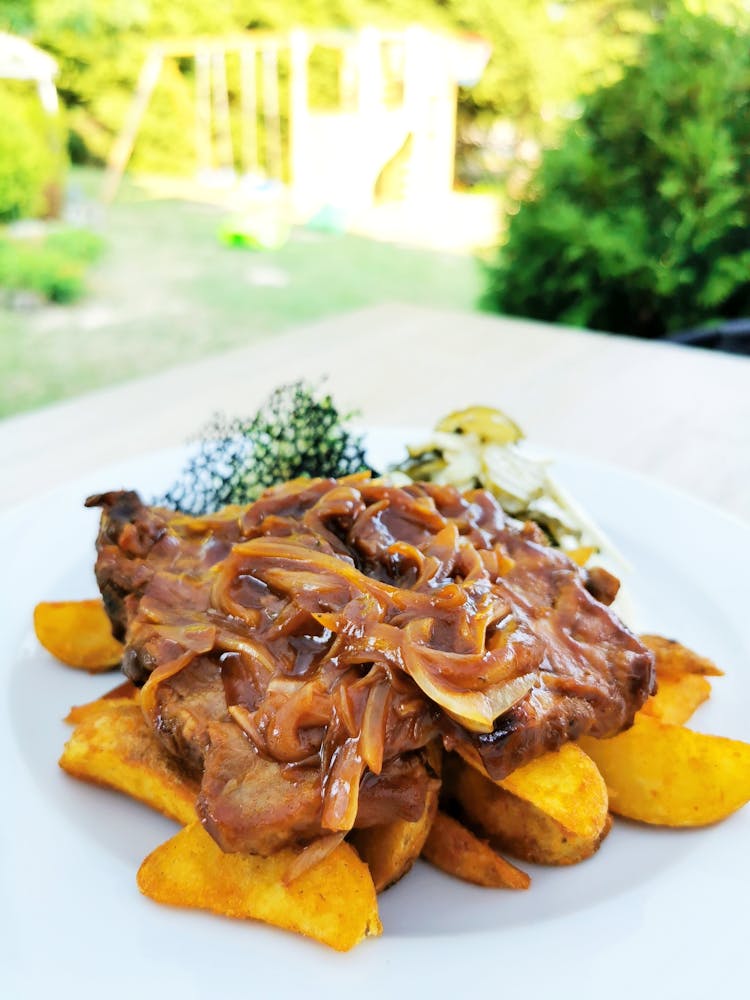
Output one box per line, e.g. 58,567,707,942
24,2,248,168
482,7,750,337
0,89,50,220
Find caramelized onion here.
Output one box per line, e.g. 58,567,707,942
93,476,655,856
283,832,346,884
125,475,563,838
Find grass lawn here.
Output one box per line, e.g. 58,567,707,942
0,171,483,419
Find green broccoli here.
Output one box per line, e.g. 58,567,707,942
163,382,372,514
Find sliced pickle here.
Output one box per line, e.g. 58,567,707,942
402,457,448,480
436,406,524,445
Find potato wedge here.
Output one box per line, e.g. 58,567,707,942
59,699,198,826
450,743,610,865
579,715,750,826
64,694,139,727
138,821,382,951
349,780,439,892
65,681,139,725
422,811,530,889
34,598,123,671
641,634,723,678
640,673,711,725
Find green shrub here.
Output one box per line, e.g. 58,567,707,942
44,226,106,265
482,9,750,338
0,227,105,303
0,88,56,221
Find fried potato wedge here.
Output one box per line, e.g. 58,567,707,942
64,694,139,727
59,699,198,826
422,811,530,889
34,599,123,671
450,743,610,865
641,634,723,678
579,715,750,826
138,821,382,951
349,782,439,892
640,673,711,725
65,681,139,725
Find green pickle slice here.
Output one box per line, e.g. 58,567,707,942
436,406,523,445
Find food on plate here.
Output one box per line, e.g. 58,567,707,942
60,687,382,949
58,465,653,946
37,403,750,950
447,743,611,865
163,381,370,515
33,599,123,671
394,406,620,560
640,633,724,678
436,406,523,445
421,811,530,889
349,774,440,892
65,679,138,724
60,693,198,826
639,674,712,725
635,632,717,724
137,821,381,952
579,717,750,826
84,475,651,858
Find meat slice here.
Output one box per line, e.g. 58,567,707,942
87,476,654,855
199,723,438,855
199,721,324,855
86,490,242,642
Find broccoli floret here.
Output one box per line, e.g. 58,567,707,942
163,382,372,514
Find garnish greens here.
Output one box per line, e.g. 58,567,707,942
394,406,614,557
164,382,371,514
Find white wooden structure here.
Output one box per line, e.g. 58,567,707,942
102,26,490,219
0,32,59,112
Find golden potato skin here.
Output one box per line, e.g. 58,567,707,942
454,768,611,865
422,811,530,889
61,695,383,950
579,715,750,827
34,599,123,671
138,822,382,952
448,744,611,866
640,634,723,677
349,780,439,892
59,698,198,826
640,673,711,725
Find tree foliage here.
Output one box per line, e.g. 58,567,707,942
0,85,66,220
0,1,447,171
0,89,48,220
2,1,745,206
482,7,750,337
0,0,670,175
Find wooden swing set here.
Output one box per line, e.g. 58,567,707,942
103,28,491,219
102,33,287,203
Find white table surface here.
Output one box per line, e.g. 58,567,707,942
2,302,749,523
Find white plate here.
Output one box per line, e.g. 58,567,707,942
2,430,749,1000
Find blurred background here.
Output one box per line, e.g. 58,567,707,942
1,0,748,420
